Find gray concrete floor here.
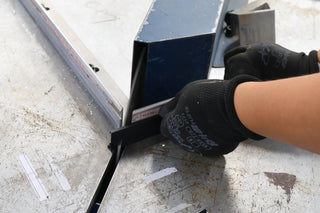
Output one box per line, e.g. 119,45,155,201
0,0,112,212
1,0,320,212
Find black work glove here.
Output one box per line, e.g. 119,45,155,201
224,43,319,80
159,75,264,157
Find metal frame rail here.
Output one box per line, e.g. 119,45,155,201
19,0,128,128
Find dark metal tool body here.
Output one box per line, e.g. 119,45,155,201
131,0,224,109
110,0,276,156
109,115,162,153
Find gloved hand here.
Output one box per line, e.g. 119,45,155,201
224,43,319,80
159,75,264,157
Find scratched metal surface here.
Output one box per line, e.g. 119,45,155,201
0,0,112,212
99,0,320,212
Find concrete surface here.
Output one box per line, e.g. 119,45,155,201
1,0,320,212
0,0,112,212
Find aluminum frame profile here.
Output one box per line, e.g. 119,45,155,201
19,0,128,128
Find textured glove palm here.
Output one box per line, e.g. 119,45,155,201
224,43,319,80
160,75,263,157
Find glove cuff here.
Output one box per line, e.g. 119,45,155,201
308,50,320,74
225,75,265,141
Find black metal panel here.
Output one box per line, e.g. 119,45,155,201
143,34,214,106
130,0,225,110
136,0,221,42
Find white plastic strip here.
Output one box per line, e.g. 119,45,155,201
47,155,71,191
139,167,178,186
132,98,172,123
18,154,49,201
164,203,192,213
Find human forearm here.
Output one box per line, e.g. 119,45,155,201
159,48,320,157
234,73,320,153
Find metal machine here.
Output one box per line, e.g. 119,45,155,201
18,0,275,211
110,0,275,157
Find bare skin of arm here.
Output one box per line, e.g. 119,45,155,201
234,50,320,153
234,73,320,153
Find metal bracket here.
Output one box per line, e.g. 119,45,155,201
211,0,275,67
227,1,275,45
